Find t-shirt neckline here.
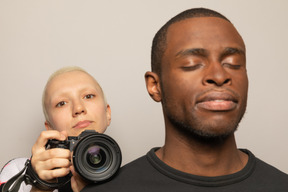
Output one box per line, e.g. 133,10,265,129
147,147,256,187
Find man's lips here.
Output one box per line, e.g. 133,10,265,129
73,120,93,129
196,92,238,111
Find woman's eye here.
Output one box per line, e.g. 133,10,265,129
84,94,95,99
56,101,66,107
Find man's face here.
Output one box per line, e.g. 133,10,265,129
44,71,111,136
160,17,248,139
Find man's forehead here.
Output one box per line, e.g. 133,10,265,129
165,17,245,50
167,17,234,35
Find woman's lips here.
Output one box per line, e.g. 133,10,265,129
73,120,92,129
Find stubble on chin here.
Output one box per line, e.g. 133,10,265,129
166,109,246,144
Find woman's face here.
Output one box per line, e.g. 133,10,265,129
44,71,111,136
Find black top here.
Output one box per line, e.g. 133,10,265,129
83,148,288,192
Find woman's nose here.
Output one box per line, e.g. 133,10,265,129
72,101,86,117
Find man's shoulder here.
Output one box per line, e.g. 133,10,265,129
106,152,150,181
254,155,288,179
243,149,288,190
120,153,149,171
83,150,155,191
241,149,288,180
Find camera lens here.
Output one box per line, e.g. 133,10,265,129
73,133,121,183
86,145,106,168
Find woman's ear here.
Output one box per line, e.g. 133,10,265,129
145,71,162,102
106,104,112,126
45,121,52,130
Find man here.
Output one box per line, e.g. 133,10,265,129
83,8,288,191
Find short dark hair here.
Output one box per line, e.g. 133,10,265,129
151,8,230,76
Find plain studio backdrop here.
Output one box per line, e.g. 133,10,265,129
0,0,287,174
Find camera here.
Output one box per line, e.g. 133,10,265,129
46,130,122,185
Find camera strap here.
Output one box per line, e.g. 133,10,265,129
1,160,29,192
1,159,70,192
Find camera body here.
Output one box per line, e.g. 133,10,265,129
46,130,122,184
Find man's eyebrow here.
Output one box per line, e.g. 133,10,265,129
175,48,208,58
220,47,245,60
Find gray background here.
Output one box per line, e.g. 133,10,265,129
0,0,287,174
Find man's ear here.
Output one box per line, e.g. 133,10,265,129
145,71,162,102
45,121,52,130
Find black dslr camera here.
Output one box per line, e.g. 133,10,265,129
1,130,121,191
46,130,122,187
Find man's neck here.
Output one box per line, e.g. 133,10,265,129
156,133,248,177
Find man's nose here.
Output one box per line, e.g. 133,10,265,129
202,62,231,86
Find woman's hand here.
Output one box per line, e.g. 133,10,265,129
31,130,71,181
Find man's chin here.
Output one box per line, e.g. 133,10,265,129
189,128,236,144
173,120,238,144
